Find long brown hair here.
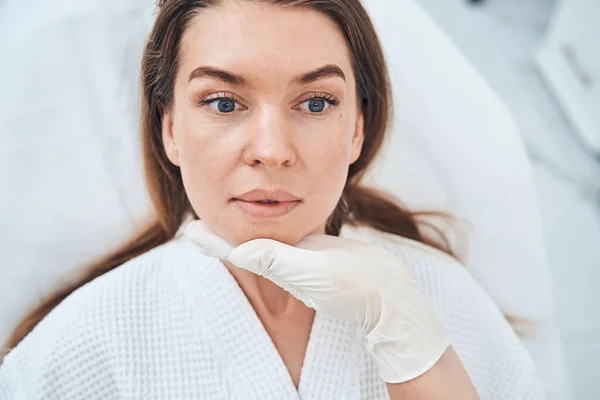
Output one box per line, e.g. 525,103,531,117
2,0,466,360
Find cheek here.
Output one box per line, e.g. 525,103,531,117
306,146,348,196
304,115,355,180
176,126,236,220
300,117,355,215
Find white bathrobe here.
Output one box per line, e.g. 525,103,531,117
0,227,545,399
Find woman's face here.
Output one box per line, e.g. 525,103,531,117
162,1,364,246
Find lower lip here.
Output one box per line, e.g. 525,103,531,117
232,199,300,218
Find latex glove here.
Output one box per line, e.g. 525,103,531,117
183,220,451,383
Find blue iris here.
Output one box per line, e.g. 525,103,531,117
217,99,236,113
308,99,326,113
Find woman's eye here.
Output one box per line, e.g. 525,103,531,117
300,98,330,113
205,98,241,113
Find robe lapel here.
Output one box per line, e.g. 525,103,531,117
202,256,301,399
178,239,360,399
297,313,361,399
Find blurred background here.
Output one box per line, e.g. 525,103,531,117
417,1,599,398
0,0,598,398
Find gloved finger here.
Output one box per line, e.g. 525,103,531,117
183,220,235,260
228,238,323,280
228,241,277,276
268,272,316,309
228,238,320,308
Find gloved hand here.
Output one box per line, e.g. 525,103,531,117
183,220,451,384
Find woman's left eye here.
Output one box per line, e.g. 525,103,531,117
299,97,338,114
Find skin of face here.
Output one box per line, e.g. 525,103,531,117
162,0,365,246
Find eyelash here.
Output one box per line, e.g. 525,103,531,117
197,92,340,117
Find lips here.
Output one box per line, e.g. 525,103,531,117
233,189,301,203
232,189,302,218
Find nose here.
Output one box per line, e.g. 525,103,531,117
243,106,297,168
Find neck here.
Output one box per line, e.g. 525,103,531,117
223,223,325,322
224,260,308,320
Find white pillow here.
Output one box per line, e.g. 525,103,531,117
362,1,571,397
0,0,571,398
0,0,156,344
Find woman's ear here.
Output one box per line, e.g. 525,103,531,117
161,110,181,166
349,112,365,165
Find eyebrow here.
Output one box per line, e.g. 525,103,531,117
188,66,250,87
188,64,346,87
292,64,346,85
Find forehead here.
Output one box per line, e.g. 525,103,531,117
179,1,354,86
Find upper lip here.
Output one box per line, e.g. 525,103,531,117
234,189,301,202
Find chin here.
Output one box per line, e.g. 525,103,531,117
218,219,321,247
237,225,306,246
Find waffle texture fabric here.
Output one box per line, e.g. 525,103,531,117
0,230,545,399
